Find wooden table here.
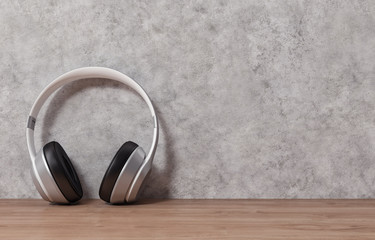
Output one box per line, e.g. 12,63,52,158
1,199,374,239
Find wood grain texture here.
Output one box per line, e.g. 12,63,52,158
0,199,375,239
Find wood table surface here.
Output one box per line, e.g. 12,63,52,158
0,199,374,239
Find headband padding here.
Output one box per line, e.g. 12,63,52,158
43,141,83,203
99,141,138,203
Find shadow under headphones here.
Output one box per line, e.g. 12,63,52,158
26,67,159,204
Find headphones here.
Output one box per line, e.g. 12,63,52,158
26,67,159,204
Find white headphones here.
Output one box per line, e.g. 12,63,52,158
26,67,159,204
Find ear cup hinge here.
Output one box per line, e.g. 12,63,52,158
27,116,36,130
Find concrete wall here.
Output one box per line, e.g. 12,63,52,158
1,0,374,199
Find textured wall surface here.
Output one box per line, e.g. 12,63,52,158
0,0,374,199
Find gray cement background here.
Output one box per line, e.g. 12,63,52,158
0,0,374,199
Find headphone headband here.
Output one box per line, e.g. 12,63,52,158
26,67,159,166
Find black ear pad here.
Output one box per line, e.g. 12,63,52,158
99,141,139,203
43,141,83,203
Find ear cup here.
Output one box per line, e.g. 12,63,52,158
99,141,139,203
43,141,83,203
